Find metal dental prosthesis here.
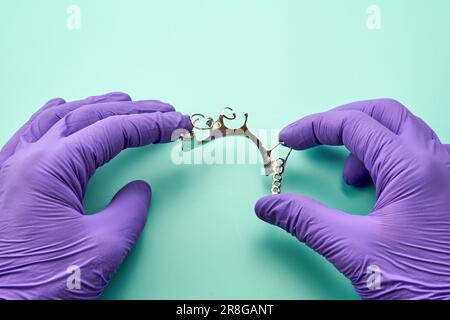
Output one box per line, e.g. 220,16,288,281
180,108,292,194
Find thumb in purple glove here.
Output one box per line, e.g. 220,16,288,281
0,92,192,299
255,99,450,300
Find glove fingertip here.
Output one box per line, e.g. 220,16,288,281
134,178,152,190
279,122,314,150
255,195,284,222
126,180,152,202
44,97,66,107
180,114,193,131
342,155,372,187
158,112,193,143
279,126,295,148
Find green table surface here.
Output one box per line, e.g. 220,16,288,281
1,0,449,299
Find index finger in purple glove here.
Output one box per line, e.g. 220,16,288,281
62,111,191,183
330,99,444,187
279,110,399,189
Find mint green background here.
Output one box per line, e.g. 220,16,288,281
1,0,449,299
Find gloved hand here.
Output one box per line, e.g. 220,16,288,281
255,99,450,300
0,92,191,299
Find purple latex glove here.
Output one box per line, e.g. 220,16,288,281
255,99,450,300
0,92,191,299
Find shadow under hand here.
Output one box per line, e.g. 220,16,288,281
256,231,359,300
83,143,190,213
281,146,375,215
